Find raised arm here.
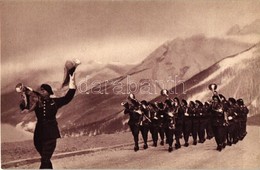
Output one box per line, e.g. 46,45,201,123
54,73,76,108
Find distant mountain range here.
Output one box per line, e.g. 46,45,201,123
123,34,251,100
227,19,260,35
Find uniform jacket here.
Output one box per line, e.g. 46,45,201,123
210,103,225,126
124,106,142,126
34,89,76,140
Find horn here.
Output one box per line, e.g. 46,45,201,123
121,102,127,106
128,93,135,100
15,83,24,93
161,89,169,97
208,83,217,91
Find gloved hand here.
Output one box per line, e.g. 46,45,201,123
69,72,76,89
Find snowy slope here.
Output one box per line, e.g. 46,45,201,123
151,43,260,116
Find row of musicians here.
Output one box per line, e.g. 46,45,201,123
122,95,248,152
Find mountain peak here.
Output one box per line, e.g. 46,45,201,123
227,19,260,35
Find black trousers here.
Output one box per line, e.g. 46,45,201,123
227,123,236,144
34,136,57,169
241,120,247,137
183,119,192,143
140,125,149,145
165,127,174,147
212,125,226,147
206,118,214,139
150,125,159,144
158,126,165,142
233,121,241,142
175,123,182,145
130,125,140,147
198,119,207,142
192,119,199,142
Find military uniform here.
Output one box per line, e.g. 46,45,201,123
197,101,207,143
210,98,226,151
173,98,183,149
238,103,249,140
156,102,166,145
149,103,159,147
183,104,192,147
163,99,176,152
228,98,240,144
124,103,142,151
225,103,236,146
192,105,200,145
139,102,151,149
34,89,76,169
204,102,214,140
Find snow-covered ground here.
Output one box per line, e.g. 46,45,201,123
11,126,260,169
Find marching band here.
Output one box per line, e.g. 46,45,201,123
121,84,249,152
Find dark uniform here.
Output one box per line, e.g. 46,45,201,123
196,100,207,143
237,99,249,140
139,100,151,149
164,99,175,152
225,101,236,146
182,100,192,147
204,102,214,140
149,103,160,147
211,96,226,151
192,101,200,145
156,102,166,146
173,97,183,149
228,98,240,144
34,88,76,169
123,101,142,151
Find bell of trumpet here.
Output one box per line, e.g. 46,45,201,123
208,83,217,91
161,89,169,97
128,93,135,100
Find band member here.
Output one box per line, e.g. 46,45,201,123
30,73,76,169
123,99,142,152
191,100,200,145
196,100,207,143
182,99,192,147
140,100,151,149
156,102,166,146
149,102,160,147
164,98,175,152
204,101,214,140
237,99,249,140
211,95,226,151
224,100,235,146
173,97,183,149
228,98,240,144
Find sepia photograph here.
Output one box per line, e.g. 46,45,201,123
1,0,260,169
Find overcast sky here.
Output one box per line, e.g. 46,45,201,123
1,0,260,86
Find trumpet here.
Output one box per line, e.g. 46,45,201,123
209,83,220,98
161,89,169,97
208,83,217,93
121,101,130,109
